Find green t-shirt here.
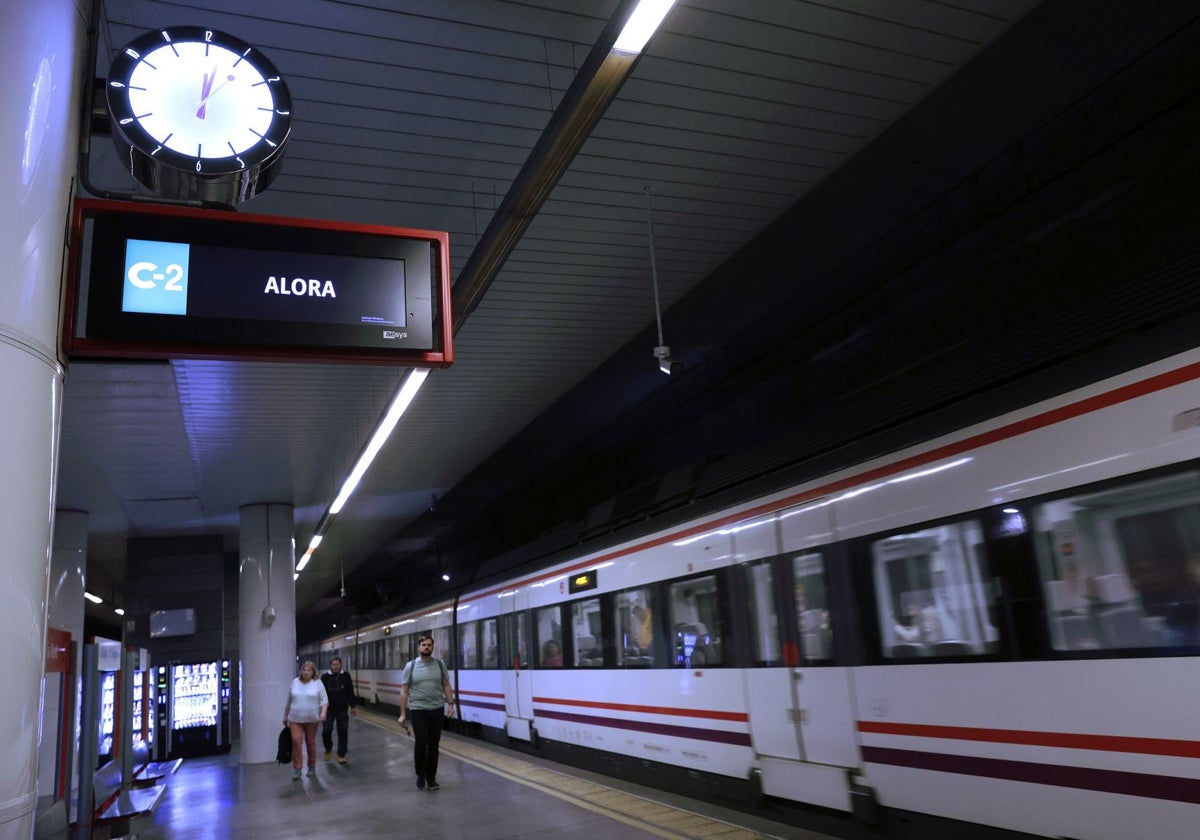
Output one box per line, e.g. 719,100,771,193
402,657,447,710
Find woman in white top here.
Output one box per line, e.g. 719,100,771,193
283,660,328,779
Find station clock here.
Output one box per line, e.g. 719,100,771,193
105,26,292,205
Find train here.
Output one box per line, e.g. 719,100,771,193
305,342,1200,840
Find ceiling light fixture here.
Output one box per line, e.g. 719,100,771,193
614,0,678,54
298,0,678,593
84,592,102,604
298,367,429,578
451,0,679,332
330,368,429,515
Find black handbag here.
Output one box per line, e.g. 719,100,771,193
276,726,293,764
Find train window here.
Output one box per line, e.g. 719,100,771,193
668,576,724,667
514,612,530,669
1032,470,1200,651
482,619,499,668
385,635,401,669
743,560,782,665
616,588,657,667
793,552,833,663
873,520,999,659
535,606,563,667
459,620,478,669
570,599,604,667
430,626,452,667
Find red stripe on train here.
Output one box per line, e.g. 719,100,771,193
535,696,747,722
858,721,1200,759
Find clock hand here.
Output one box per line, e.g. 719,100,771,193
196,73,236,118
197,66,218,119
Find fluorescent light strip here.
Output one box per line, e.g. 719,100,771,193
330,368,429,515
84,591,102,604
613,0,677,54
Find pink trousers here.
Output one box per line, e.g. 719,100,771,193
288,721,319,769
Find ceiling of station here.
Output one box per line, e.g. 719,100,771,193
61,1,1200,640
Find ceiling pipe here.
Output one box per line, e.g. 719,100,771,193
450,0,667,334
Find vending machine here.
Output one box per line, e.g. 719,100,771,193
130,665,156,749
166,660,233,758
98,670,116,762
152,665,169,761
94,638,122,766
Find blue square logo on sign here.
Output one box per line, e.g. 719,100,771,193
122,239,191,315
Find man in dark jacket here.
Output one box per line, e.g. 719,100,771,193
320,658,357,762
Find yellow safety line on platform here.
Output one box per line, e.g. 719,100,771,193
359,709,770,839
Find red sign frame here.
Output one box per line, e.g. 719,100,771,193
64,198,453,367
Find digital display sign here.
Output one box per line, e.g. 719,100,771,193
568,570,599,594
65,199,452,366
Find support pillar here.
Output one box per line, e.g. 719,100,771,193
238,504,296,763
0,2,87,838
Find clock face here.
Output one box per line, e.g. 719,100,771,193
106,27,292,203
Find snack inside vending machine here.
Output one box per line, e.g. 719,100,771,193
129,648,153,750
94,638,122,766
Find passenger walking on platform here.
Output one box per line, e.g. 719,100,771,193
321,657,357,763
284,660,328,780
398,633,455,791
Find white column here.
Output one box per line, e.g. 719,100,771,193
238,504,297,763
0,1,86,837
41,511,88,806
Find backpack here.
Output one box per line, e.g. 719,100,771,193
276,726,292,764
403,657,447,686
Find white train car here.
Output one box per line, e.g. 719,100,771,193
312,346,1200,839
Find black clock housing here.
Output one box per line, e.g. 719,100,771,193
105,26,293,205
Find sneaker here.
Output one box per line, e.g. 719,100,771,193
427,780,440,791
416,776,426,790
307,767,317,778
323,750,332,761
292,769,301,780
337,756,347,764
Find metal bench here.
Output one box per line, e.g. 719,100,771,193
92,758,166,837
130,739,182,785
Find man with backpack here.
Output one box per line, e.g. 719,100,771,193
398,633,455,790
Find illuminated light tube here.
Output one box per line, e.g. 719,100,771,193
115,608,125,616
330,368,429,514
613,0,678,54
296,551,313,572
84,592,102,604
308,534,323,551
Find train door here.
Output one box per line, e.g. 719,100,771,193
743,501,860,812
501,590,534,741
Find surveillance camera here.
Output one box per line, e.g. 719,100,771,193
262,605,277,626
653,344,682,375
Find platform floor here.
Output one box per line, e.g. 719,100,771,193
115,708,836,840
